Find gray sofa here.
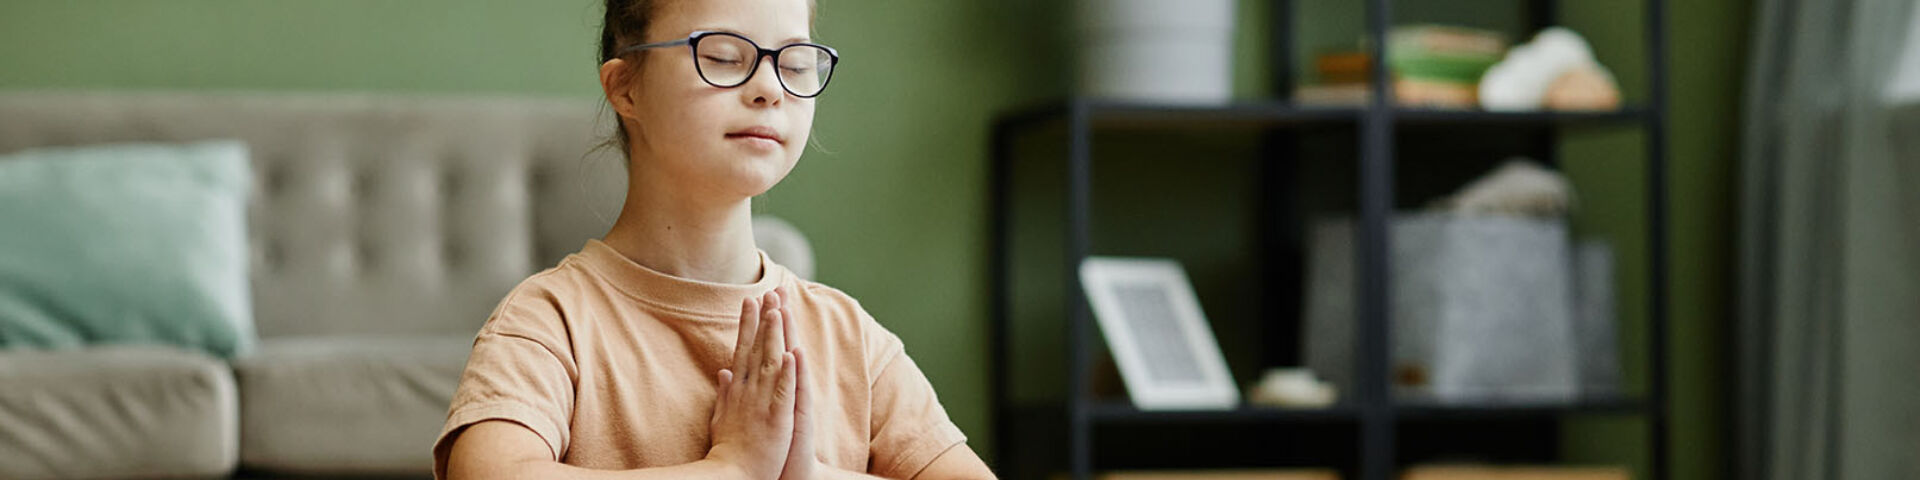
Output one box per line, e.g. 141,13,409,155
0,92,815,479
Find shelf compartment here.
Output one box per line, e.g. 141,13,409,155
994,98,1651,133
996,403,1359,478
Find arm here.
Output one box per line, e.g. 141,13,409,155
445,420,994,480
445,421,743,480
807,445,994,480
908,446,995,480
813,466,886,480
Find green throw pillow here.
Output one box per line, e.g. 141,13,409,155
0,141,255,358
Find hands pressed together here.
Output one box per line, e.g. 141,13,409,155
705,287,819,480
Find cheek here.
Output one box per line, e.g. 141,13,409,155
784,105,815,160
643,96,723,151
632,78,706,145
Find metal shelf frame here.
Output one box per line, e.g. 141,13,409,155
987,1,1669,479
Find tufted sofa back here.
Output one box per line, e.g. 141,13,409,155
0,92,633,338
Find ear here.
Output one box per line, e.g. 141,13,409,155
600,58,639,121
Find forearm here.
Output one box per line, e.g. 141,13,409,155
814,464,888,480
459,457,743,480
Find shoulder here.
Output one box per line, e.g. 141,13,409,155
789,277,887,335
790,278,867,320
787,276,908,369
477,255,603,338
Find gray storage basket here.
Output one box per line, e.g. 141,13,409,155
1302,213,1589,404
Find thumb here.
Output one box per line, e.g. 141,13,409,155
791,349,812,442
711,369,734,424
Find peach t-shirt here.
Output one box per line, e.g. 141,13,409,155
432,239,966,479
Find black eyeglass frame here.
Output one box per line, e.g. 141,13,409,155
618,30,841,99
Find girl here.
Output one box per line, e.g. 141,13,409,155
432,0,994,478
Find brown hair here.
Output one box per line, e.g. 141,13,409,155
596,0,659,159
599,0,650,66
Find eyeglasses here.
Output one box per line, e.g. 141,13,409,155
619,31,840,98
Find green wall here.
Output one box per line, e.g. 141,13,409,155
1,0,1745,478
1560,1,1747,479
0,0,1058,461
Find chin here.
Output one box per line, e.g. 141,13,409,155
719,159,791,198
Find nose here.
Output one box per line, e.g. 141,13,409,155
741,53,784,107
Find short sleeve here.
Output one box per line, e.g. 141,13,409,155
431,292,579,480
863,318,968,479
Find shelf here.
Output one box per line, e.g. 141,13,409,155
1087,401,1360,424
1076,397,1647,424
995,98,1649,132
1395,396,1649,419
996,99,1359,131
1394,107,1650,127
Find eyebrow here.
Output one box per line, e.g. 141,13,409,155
696,27,812,45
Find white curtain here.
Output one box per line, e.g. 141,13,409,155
1887,6,1920,103
1738,0,1920,478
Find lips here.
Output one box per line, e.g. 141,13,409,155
725,126,784,145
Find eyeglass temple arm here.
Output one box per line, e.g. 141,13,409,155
616,38,691,56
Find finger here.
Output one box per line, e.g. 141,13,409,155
779,292,798,354
762,290,781,343
758,308,787,374
744,290,780,381
772,351,798,415
763,289,781,317
788,356,814,476
792,349,811,435
743,308,776,388
732,296,761,375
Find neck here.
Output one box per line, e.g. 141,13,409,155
600,165,763,285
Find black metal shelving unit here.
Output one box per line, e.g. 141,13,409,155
987,0,1669,479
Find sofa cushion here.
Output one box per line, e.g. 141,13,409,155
0,345,239,480
0,140,256,358
233,336,469,475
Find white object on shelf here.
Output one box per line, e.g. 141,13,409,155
1075,0,1236,104
1247,368,1339,409
1479,27,1615,111
1429,158,1577,218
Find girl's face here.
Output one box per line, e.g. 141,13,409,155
610,0,816,201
